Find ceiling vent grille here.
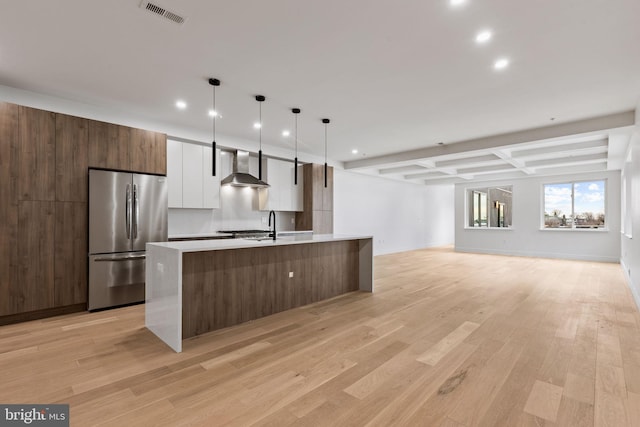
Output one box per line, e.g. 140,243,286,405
140,1,186,25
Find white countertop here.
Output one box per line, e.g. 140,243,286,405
149,233,372,253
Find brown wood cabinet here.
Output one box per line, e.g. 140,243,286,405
16,201,55,314
0,101,167,323
0,102,19,316
296,163,334,233
54,202,87,306
88,120,130,171
181,241,360,339
130,128,166,175
88,120,166,174
56,114,88,202
18,107,56,201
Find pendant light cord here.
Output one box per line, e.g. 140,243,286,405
322,118,330,188
295,114,298,157
259,102,262,151
212,85,216,141
324,123,327,161
209,78,220,177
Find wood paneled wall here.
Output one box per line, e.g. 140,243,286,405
296,163,334,233
181,240,359,338
0,102,19,316
0,101,166,321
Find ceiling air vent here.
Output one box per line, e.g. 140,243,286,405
140,1,186,25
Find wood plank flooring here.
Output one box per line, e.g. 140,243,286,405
1,247,639,426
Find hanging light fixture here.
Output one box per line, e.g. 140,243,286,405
292,108,301,185
255,95,266,180
208,78,220,176
322,118,330,188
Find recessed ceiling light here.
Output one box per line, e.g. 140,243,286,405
282,130,290,137
352,149,358,154
253,122,262,129
175,100,187,110
475,30,492,44
494,58,509,70
450,0,467,7
208,109,218,117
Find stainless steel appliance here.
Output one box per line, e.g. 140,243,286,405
88,169,168,311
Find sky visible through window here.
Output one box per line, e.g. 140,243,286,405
544,180,605,228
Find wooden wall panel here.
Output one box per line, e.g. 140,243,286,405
0,103,19,316
88,120,130,170
322,164,333,211
16,201,55,314
182,251,216,337
182,241,361,338
295,163,333,233
130,129,166,175
54,202,87,306
56,114,88,202
18,107,56,201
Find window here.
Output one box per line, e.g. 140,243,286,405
543,180,606,229
467,186,512,228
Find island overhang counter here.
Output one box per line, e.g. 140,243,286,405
145,234,373,352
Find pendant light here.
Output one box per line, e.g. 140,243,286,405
322,118,330,188
292,108,301,185
255,95,266,180
208,78,220,176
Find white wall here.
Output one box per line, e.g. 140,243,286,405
334,169,455,255
621,106,640,308
455,171,621,262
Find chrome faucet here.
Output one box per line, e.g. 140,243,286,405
268,210,276,241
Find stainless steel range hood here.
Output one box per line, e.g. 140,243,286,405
221,150,270,188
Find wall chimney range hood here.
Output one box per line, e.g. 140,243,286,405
221,150,269,188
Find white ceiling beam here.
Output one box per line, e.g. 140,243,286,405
457,163,517,174
378,165,428,175
403,171,448,180
492,150,534,175
525,152,607,168
344,111,634,170
435,154,501,168
510,138,608,158
530,162,607,176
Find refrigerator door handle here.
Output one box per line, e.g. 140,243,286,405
125,184,131,239
133,184,139,238
94,254,146,262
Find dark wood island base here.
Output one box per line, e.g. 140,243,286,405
146,235,373,352
182,240,362,338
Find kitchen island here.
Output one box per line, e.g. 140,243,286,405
145,234,373,352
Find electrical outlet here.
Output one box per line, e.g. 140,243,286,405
289,271,294,278
156,263,164,274
291,218,295,224
261,216,268,225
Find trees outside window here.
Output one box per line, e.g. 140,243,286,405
543,180,605,229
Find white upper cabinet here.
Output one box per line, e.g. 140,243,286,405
259,158,303,212
167,139,183,208
166,140,221,209
202,146,221,208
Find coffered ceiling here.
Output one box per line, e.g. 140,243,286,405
0,0,639,184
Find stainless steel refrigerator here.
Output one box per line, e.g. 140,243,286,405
88,169,168,311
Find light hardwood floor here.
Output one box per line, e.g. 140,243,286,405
1,247,639,426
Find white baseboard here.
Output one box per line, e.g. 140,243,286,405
621,258,640,311
454,246,619,263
